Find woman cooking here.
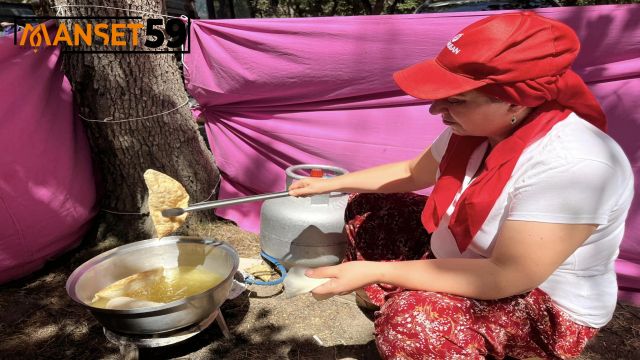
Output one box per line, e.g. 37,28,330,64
288,12,634,359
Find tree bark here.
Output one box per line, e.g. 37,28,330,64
387,0,399,15
313,0,324,16
42,0,220,242
330,0,339,16
372,0,385,15
207,0,217,18
229,0,237,18
360,0,373,14
218,0,229,18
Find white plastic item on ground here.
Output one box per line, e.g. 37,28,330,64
283,266,331,299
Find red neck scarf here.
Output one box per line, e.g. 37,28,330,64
421,70,607,253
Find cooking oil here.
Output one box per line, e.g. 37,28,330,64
91,266,223,308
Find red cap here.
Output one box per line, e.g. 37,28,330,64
393,12,580,100
310,168,324,178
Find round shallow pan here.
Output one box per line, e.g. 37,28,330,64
66,236,239,335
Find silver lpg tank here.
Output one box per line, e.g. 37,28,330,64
260,164,349,269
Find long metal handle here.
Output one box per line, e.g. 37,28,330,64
183,191,290,212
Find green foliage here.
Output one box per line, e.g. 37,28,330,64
243,0,639,18
396,0,426,13
247,0,423,17
576,0,640,3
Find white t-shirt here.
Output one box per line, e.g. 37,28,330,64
429,113,634,328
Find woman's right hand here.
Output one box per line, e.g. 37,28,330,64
288,178,333,197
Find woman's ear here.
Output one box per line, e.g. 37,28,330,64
508,104,532,117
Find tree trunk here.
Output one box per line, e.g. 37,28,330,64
246,0,255,18
372,0,385,15
313,0,323,16
360,0,373,15
207,0,218,18
42,0,221,243
387,0,399,15
229,0,237,18
330,0,339,16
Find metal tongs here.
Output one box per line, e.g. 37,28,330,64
161,191,291,217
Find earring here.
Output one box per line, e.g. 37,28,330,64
511,115,517,125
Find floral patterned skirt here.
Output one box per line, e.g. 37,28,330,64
343,193,598,360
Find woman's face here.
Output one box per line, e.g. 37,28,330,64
429,90,523,145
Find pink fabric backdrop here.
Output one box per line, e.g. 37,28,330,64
184,5,640,303
0,23,97,283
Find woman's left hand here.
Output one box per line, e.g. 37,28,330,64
306,261,379,296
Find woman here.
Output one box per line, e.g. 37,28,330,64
288,12,634,359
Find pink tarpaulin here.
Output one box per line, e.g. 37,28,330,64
184,5,640,303
0,23,97,283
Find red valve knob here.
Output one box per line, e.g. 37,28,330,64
310,168,324,178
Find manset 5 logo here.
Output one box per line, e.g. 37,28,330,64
14,16,190,53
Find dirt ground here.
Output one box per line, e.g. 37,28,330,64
1,220,639,360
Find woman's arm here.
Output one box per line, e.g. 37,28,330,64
309,220,597,300
288,147,439,196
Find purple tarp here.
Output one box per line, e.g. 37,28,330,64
185,5,639,303
0,23,97,283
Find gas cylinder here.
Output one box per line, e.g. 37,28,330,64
260,164,349,269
